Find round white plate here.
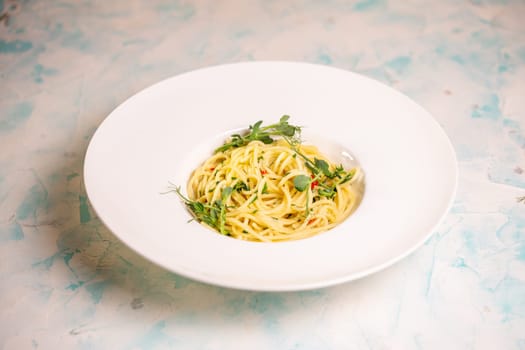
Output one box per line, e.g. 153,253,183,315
84,61,457,291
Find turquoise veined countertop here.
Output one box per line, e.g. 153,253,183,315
1,0,524,349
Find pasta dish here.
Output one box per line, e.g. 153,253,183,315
173,116,363,242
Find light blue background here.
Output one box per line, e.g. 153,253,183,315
1,0,524,349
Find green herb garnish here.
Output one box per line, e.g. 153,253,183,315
233,180,249,192
173,186,233,235
214,115,301,153
291,145,356,214
262,182,269,194
293,175,311,192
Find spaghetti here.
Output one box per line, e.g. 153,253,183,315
174,117,363,242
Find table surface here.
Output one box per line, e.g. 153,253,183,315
1,0,525,349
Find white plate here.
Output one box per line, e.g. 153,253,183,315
84,62,457,291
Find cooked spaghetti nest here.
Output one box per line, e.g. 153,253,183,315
186,139,363,242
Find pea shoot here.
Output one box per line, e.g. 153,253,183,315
173,186,233,235
291,146,356,215
214,115,301,153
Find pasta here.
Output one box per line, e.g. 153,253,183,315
182,135,364,242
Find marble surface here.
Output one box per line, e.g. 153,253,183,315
1,0,525,349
